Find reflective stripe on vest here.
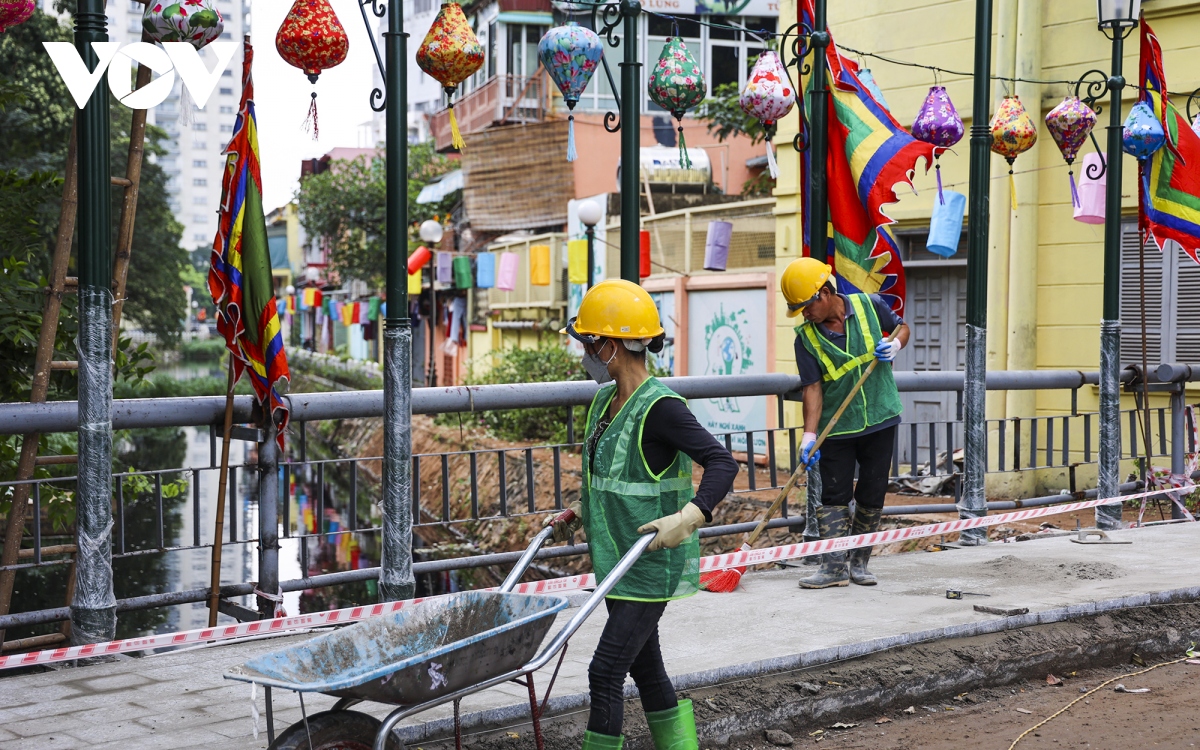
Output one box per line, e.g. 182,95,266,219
801,294,878,382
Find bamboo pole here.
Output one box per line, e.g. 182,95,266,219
207,358,237,626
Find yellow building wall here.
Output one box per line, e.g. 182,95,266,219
772,0,1200,495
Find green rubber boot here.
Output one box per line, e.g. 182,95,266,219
797,506,850,589
581,730,625,750
645,700,699,750
848,505,883,586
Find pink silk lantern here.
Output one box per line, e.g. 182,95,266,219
1044,96,1097,208
0,0,35,33
496,251,519,292
911,86,964,204
1073,152,1106,225
739,51,795,179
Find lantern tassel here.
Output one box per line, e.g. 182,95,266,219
1069,169,1080,208
1009,165,1017,212
936,160,944,205
567,114,577,162
678,125,692,170
303,92,319,141
449,106,465,151
765,139,778,180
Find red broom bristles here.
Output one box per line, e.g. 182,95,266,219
698,543,750,593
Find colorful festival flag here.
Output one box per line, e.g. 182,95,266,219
208,39,290,447
799,0,934,314
1138,20,1200,266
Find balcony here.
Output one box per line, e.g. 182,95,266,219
429,74,546,152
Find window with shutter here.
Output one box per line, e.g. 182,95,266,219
1119,222,1163,366
1171,246,1200,363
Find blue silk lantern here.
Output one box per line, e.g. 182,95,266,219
927,190,966,257
476,252,496,288
538,24,603,162
1122,101,1166,160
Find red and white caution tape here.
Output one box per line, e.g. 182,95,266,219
0,486,1189,671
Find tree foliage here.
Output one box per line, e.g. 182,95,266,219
693,82,777,196
296,142,457,289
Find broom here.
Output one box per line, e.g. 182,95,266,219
699,330,897,593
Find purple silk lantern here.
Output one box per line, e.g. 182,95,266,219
436,251,453,284
1045,96,1097,208
911,86,964,204
703,220,732,271
1192,113,1200,140
1122,100,1166,161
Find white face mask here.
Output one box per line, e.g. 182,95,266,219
582,340,618,383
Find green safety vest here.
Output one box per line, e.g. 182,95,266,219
795,293,903,438
582,377,700,602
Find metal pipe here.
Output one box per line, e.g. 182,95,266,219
71,0,116,645
586,224,595,288
1097,28,1127,531
619,0,641,282
959,0,994,546
1170,385,1187,520
256,423,280,617
381,0,416,603
807,0,830,264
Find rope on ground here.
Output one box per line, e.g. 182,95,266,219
1007,650,1196,749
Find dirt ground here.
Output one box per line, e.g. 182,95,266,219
723,661,1200,749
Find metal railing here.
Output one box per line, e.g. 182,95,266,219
1,366,1198,632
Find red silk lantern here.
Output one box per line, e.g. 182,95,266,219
408,246,432,275
416,2,484,151
639,231,651,278
276,0,349,138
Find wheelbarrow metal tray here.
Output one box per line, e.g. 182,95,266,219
225,591,568,705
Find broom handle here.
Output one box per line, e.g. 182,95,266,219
745,330,897,547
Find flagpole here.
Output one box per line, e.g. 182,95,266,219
380,0,416,602
806,0,829,266
959,0,994,546
207,356,236,627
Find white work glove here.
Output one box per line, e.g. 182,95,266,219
543,501,583,543
875,337,901,362
637,503,706,553
800,431,821,469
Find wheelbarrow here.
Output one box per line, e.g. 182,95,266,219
226,513,657,750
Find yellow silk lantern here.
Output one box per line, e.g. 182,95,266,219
530,244,551,286
568,239,588,285
416,2,484,151
990,95,1038,210
408,267,422,295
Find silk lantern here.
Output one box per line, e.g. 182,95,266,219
858,68,890,111
497,252,519,291
143,0,223,48
436,251,453,284
408,267,422,296
1044,96,1097,208
911,86,964,204
0,0,33,33
989,95,1038,211
538,24,602,162
704,220,732,272
476,252,496,288
927,190,966,257
648,36,706,169
407,246,432,275
1073,152,1106,224
639,231,651,278
1122,100,1166,161
276,0,349,138
1192,113,1200,140
739,51,795,179
568,239,589,285
453,255,473,289
417,2,484,152
530,245,551,286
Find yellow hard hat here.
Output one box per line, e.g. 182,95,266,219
781,257,834,318
562,279,664,341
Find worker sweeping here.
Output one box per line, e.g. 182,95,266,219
545,279,737,750
783,258,909,588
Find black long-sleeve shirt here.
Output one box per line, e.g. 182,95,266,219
589,396,738,521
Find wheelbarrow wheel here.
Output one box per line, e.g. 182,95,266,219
268,709,403,750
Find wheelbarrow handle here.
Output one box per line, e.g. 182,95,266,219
498,524,558,593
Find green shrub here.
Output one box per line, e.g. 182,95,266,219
453,344,587,443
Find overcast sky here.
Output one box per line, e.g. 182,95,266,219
249,0,378,211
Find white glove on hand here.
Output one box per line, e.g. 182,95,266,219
543,501,583,543
875,337,901,362
800,431,821,469
637,503,706,552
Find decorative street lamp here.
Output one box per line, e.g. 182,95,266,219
578,199,604,288
1086,0,1141,529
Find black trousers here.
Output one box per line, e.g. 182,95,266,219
818,425,896,510
586,599,678,736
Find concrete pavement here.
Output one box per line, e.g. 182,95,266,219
0,521,1196,749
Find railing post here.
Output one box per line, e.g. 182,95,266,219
1170,384,1186,520
256,422,280,618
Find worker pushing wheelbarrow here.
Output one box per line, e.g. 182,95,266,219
227,280,738,750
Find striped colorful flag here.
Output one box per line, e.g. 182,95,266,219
208,39,290,445
799,0,934,314
1139,19,1200,266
